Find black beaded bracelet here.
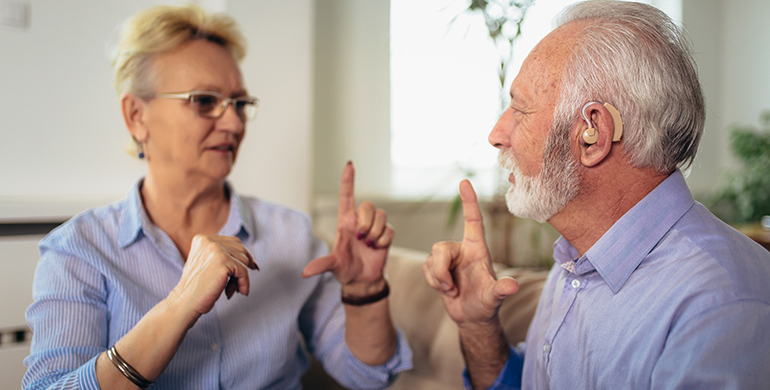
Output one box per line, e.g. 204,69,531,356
341,279,390,306
106,345,154,389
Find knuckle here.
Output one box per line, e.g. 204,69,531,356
432,241,450,254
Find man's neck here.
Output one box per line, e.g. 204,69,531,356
549,167,669,257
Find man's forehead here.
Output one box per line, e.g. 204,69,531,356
514,23,585,102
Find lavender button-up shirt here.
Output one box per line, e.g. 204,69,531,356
474,170,770,389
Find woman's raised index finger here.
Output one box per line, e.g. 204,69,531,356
337,161,356,218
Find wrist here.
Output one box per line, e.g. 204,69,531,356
341,276,387,297
164,288,202,328
341,276,389,306
457,314,505,336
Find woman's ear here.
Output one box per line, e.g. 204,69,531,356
121,93,149,142
577,103,616,167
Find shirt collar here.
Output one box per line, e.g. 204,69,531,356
118,179,255,248
118,178,146,248
219,182,255,243
555,170,695,294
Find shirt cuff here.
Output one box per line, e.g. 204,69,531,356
343,326,413,389
462,345,523,390
79,354,102,390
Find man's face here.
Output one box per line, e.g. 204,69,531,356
489,24,584,222
498,114,581,223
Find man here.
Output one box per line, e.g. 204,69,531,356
422,1,770,389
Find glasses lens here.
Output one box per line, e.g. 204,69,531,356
191,93,223,118
235,98,259,121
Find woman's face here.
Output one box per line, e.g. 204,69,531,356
141,39,247,184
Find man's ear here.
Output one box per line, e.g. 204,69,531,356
576,102,616,167
121,93,149,142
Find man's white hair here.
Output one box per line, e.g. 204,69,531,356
553,0,705,174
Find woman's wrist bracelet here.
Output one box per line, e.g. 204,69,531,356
106,345,154,389
341,278,390,306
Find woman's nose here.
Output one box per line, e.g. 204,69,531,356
218,103,245,134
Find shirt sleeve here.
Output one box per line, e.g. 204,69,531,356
651,299,770,389
298,236,413,390
22,237,107,390
462,344,524,390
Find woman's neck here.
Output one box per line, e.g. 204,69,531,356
140,173,231,259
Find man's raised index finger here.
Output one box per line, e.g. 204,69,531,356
459,180,486,242
337,161,356,218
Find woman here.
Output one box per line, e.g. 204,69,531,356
23,5,411,389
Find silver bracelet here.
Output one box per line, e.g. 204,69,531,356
106,345,154,389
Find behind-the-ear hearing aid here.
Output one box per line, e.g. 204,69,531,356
581,101,624,145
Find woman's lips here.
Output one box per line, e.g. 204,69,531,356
209,144,234,153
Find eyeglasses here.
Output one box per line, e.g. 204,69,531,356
154,91,259,122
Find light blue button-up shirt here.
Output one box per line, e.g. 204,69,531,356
23,180,412,390
473,170,770,389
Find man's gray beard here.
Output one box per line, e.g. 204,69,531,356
498,124,582,223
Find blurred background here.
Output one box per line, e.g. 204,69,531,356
1,0,768,387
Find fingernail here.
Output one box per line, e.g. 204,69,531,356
440,282,450,291
366,239,374,247
357,232,366,240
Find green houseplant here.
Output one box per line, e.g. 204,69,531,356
708,110,770,224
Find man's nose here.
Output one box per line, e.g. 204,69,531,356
488,110,512,149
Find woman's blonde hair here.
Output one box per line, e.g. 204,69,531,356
110,4,247,98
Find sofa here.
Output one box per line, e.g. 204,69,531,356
301,246,549,389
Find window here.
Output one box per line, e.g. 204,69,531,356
389,0,680,199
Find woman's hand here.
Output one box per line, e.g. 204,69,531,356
169,235,258,320
302,162,394,295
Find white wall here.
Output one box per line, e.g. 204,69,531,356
0,0,314,220
312,0,391,198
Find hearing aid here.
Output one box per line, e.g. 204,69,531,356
581,101,624,145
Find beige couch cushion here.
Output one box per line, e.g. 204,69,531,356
301,247,548,390
386,247,547,389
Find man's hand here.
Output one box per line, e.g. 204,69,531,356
302,161,394,295
423,179,519,325
423,180,520,389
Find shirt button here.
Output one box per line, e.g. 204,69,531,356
210,343,219,352
543,344,551,353
572,279,581,288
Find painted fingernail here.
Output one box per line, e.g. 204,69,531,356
357,232,366,240
366,239,374,247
